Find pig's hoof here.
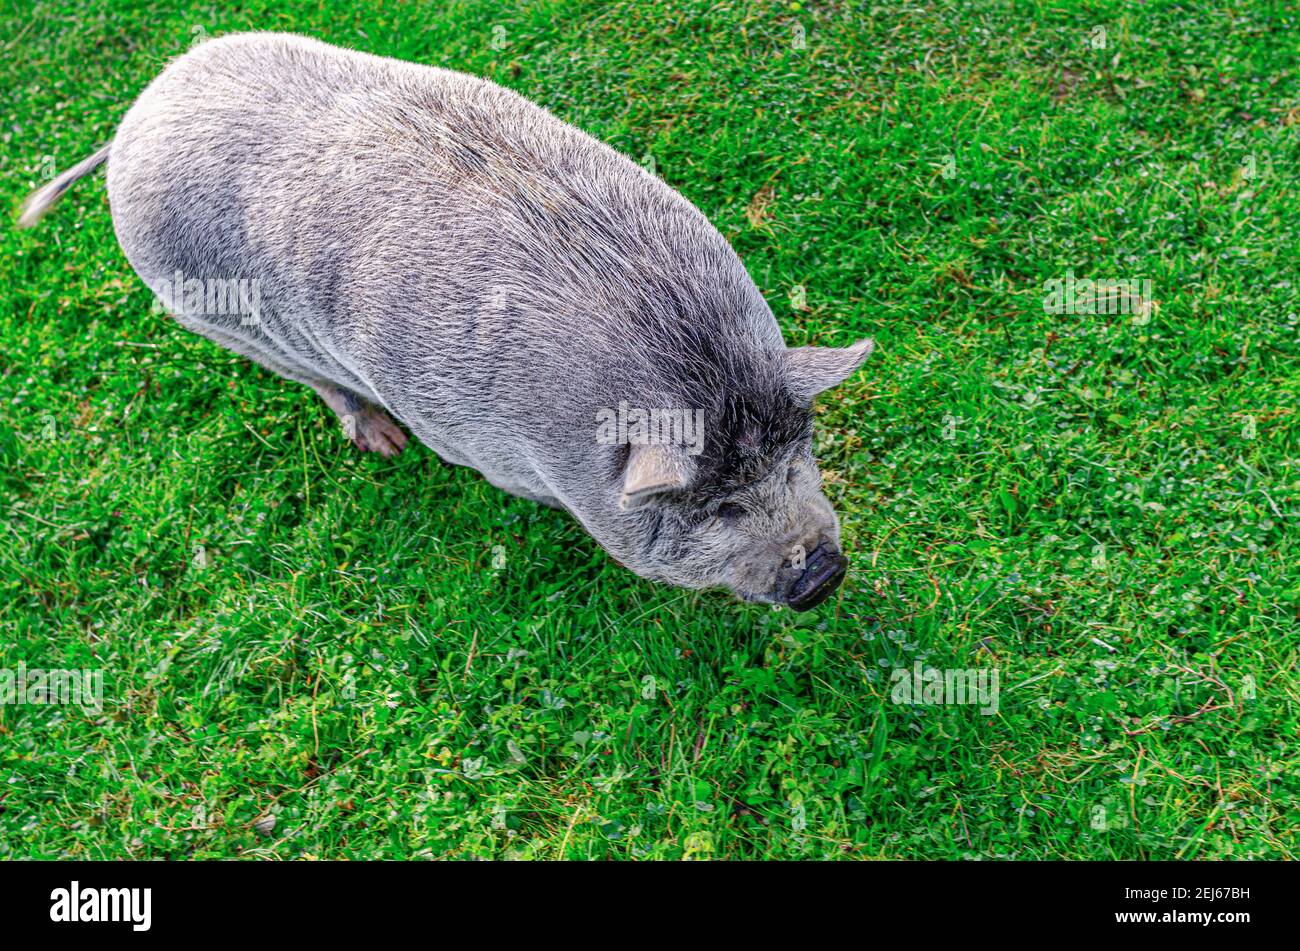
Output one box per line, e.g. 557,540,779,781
344,407,408,458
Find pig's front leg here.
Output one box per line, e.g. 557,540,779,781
309,381,409,458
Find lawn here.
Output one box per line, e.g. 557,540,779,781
1,0,1296,859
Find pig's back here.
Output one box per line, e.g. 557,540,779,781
108,32,780,482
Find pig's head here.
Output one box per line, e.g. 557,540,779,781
607,338,873,610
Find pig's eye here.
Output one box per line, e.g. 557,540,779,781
716,502,745,522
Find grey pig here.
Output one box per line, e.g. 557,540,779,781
19,32,874,610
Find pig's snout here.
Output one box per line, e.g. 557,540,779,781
783,542,847,611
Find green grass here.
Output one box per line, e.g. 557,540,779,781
1,0,1297,859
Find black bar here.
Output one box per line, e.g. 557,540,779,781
1,860,1283,937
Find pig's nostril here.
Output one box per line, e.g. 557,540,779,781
785,543,847,611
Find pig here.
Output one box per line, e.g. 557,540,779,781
18,32,873,610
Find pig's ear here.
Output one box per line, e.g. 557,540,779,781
785,338,875,405
619,444,694,511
